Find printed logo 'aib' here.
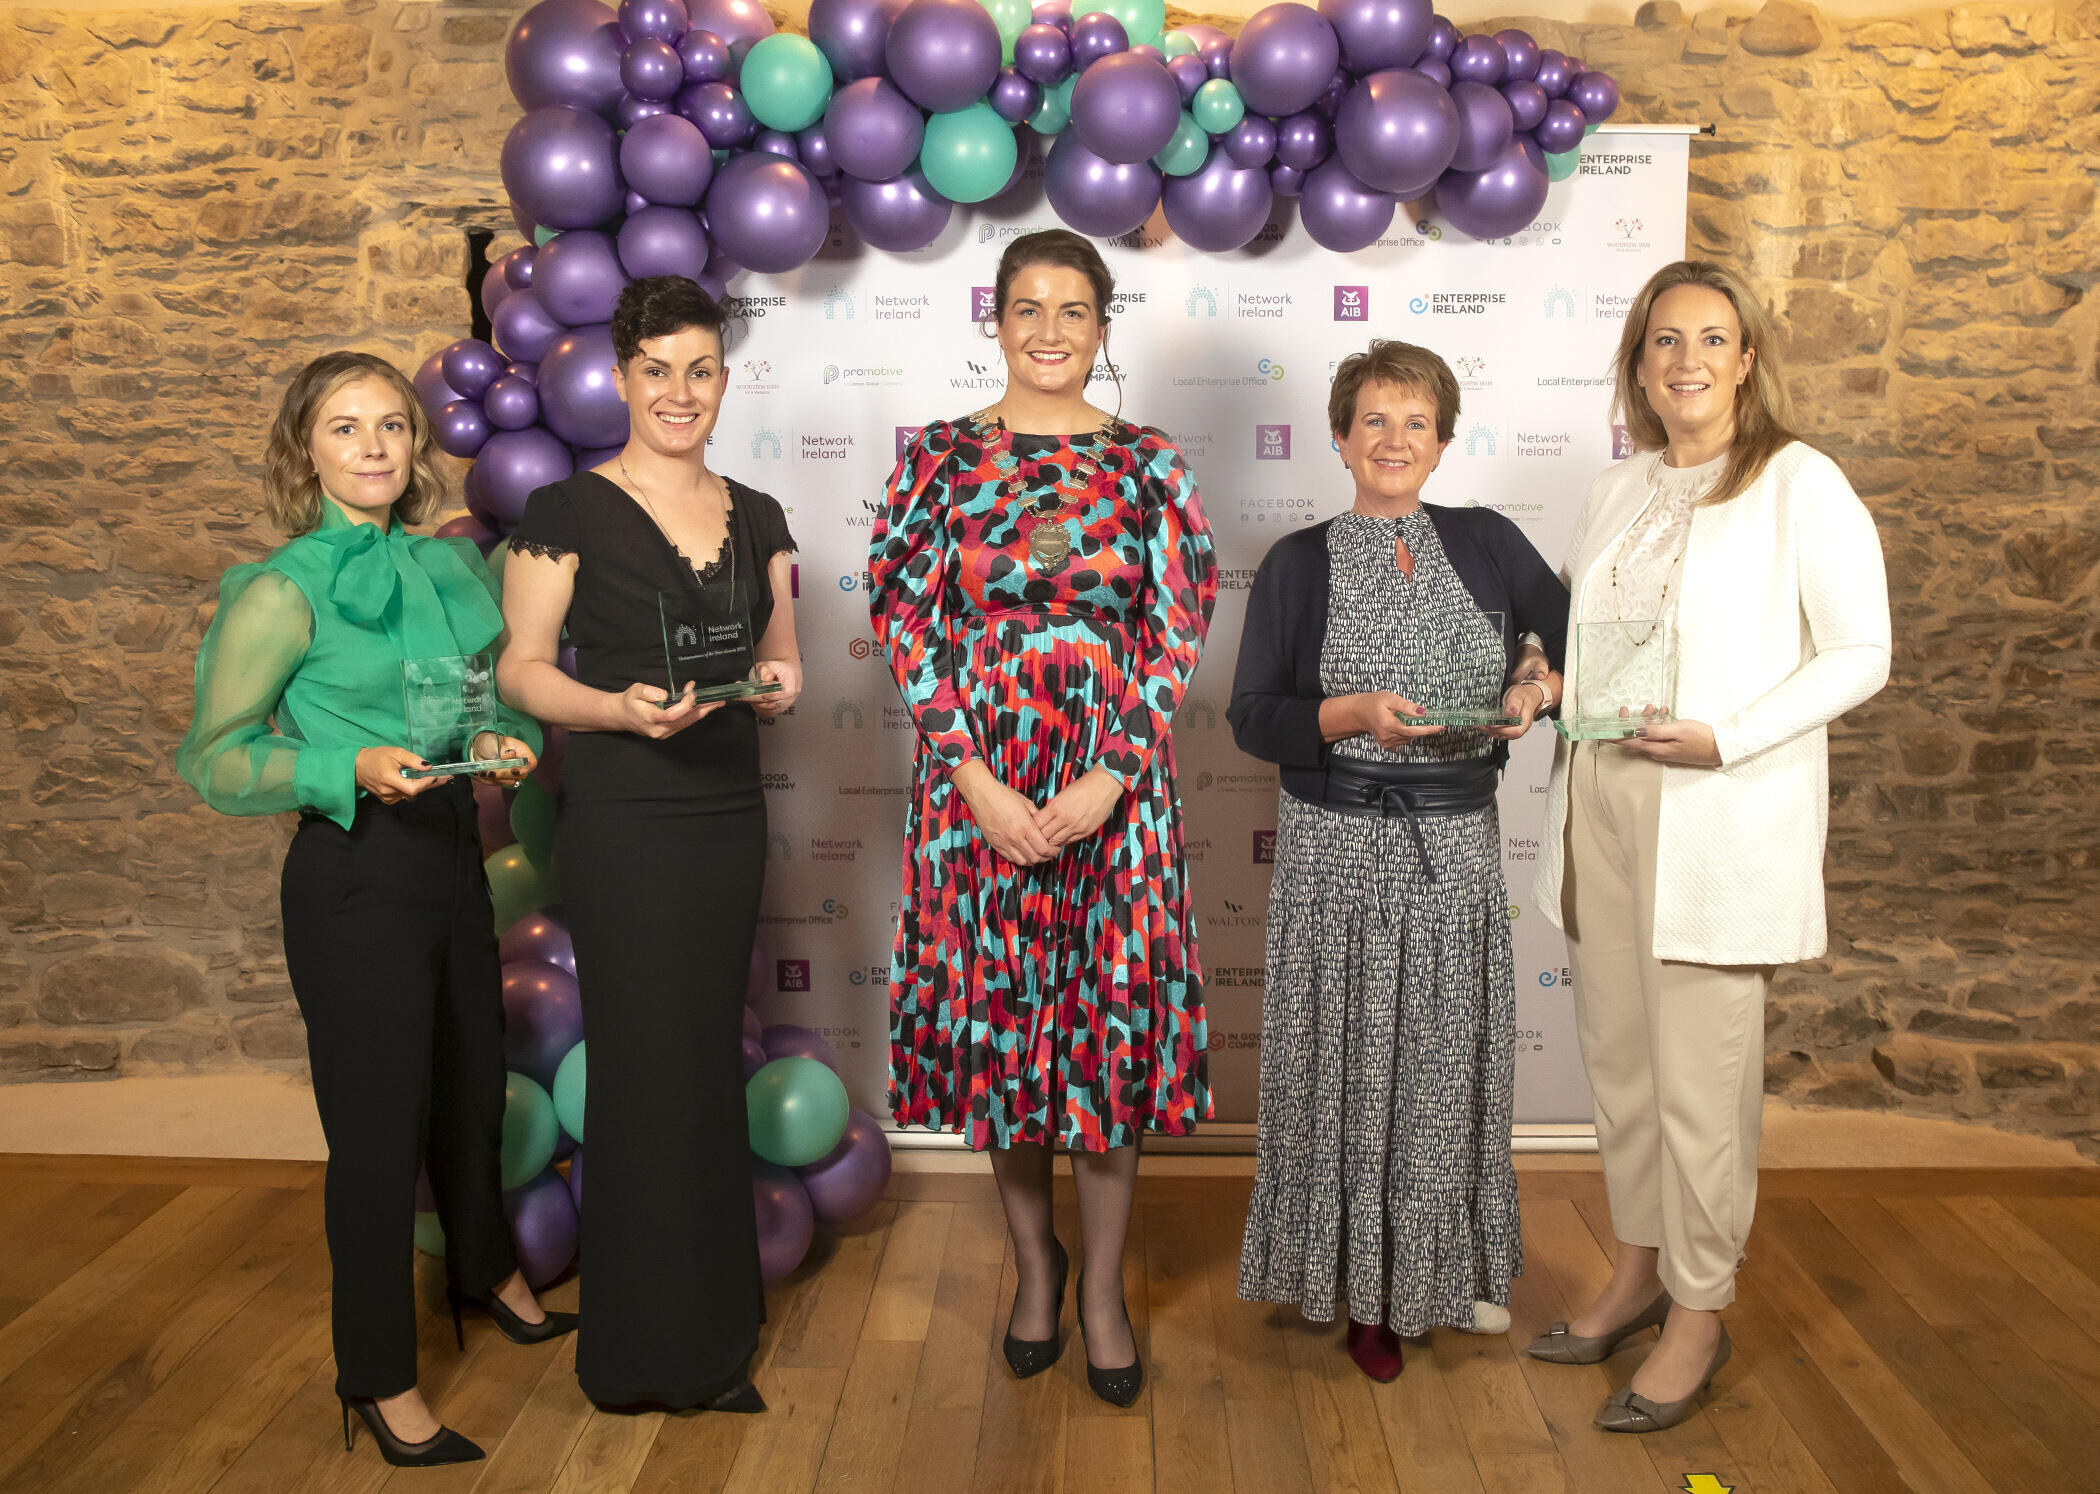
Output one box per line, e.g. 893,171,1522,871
777,959,811,991
1333,285,1368,321
1255,424,1290,460
1186,285,1220,316
971,285,997,319
751,427,782,458
1611,424,1634,459
1253,830,1277,864
1544,286,1576,318
895,424,922,458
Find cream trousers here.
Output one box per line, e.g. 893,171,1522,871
1561,742,1772,1310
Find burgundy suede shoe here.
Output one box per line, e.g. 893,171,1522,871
1346,1320,1404,1382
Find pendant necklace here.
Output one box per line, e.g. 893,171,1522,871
982,411,1104,576
1609,453,1688,646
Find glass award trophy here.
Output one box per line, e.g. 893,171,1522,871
657,546,781,705
1555,618,1677,740
399,651,528,778
1395,611,1525,728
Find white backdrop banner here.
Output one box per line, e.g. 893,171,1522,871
714,130,1688,1129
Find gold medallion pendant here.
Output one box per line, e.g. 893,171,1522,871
1028,522,1072,572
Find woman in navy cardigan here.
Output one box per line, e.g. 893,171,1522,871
1229,340,1567,1383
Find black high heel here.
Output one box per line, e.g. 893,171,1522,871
449,1285,579,1349
1078,1274,1143,1408
702,1377,768,1413
1001,1237,1069,1379
339,1396,484,1468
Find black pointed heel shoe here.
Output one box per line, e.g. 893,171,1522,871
702,1377,768,1413
448,1285,579,1349
1078,1280,1144,1408
1002,1237,1070,1379
339,1396,484,1468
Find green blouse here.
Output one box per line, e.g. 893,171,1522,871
176,501,541,830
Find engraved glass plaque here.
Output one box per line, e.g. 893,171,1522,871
1555,619,1677,740
400,652,527,778
658,588,779,705
1395,610,1524,728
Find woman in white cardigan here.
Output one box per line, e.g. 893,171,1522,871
1521,261,1890,1433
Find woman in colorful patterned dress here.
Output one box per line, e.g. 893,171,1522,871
870,230,1216,1406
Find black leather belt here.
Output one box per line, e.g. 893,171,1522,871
1290,756,1501,883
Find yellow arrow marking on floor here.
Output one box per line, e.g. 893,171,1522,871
1681,1477,1735,1494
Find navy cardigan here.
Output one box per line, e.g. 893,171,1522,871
1225,504,1570,799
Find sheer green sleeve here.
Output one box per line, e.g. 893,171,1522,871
438,535,544,755
175,565,357,824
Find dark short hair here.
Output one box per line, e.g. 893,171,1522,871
611,275,729,366
988,229,1115,324
1328,339,1460,443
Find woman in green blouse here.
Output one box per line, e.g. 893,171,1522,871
178,352,571,1469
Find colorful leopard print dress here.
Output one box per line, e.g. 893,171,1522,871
870,415,1218,1152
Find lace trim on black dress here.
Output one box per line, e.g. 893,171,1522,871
677,533,732,585
510,537,572,562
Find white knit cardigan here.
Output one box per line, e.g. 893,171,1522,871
1533,441,1891,965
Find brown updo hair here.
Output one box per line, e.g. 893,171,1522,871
984,228,1116,328
262,352,446,536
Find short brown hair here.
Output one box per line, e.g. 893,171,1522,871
1610,260,1802,505
263,352,445,536
612,274,730,367
1328,340,1459,443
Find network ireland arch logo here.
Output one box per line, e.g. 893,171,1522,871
750,427,783,459
1464,424,1498,457
1186,285,1220,317
1544,286,1576,318
823,285,856,320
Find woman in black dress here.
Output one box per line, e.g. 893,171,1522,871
498,276,802,1411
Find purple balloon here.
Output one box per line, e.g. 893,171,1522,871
493,287,565,364
1448,33,1505,86
623,189,652,217
796,1110,894,1223
618,203,713,279
462,460,497,525
762,1022,841,1073
810,0,904,81
1072,51,1181,165
566,1148,584,1210
623,0,688,39
1034,0,1074,29
1564,55,1587,77
1449,79,1514,173
1318,0,1432,73
798,123,837,175
1494,28,1538,81
1275,109,1333,172
825,76,926,182
501,908,576,974
479,266,513,322
502,961,585,1089
1070,11,1129,70
435,399,492,459
539,323,627,448
501,246,537,293
506,1168,579,1288
1436,134,1549,239
1315,66,1350,118
1569,70,1618,125
1413,56,1451,88
1335,67,1458,197
1533,49,1571,99
501,106,624,230
1179,22,1227,48
440,513,499,551
990,68,1040,123
680,80,756,147
1230,3,1341,119
1501,78,1548,133
1015,22,1071,84
484,373,542,431
1162,147,1275,251
1299,155,1396,251
1199,34,1233,78
705,152,829,272
441,338,505,399
1165,53,1206,103
506,359,539,383
1269,160,1305,197
680,27,732,82
475,427,575,524
619,96,672,130
1043,129,1161,236
1534,96,1584,154
886,0,1003,112
534,229,630,326
687,0,776,56
752,128,800,158
1423,15,1457,59
1131,43,1164,63
1225,114,1277,167
506,0,626,119
621,111,714,204
742,1036,768,1078
753,1162,814,1282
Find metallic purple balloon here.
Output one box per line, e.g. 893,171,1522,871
1224,114,1276,167
534,228,630,326
809,0,904,81
1299,155,1396,251
1534,96,1584,154
1564,55,1587,76
506,1169,578,1288
703,151,829,272
679,80,756,146
443,337,505,398
1162,146,1275,251
617,204,712,279
623,188,651,214
762,1022,840,1073
1568,70,1618,125
1130,43,1163,63
539,323,627,449
797,123,837,175
623,0,689,39
621,35,687,100
1448,33,1505,86
506,360,539,383
704,248,743,284
1494,28,1538,81
752,128,800,157
1230,3,1341,119
435,399,492,458
839,168,954,250
1015,22,1071,84
620,110,714,204
1501,78,1548,132
742,1037,768,1078
1167,52,1208,103
1448,79,1513,173
1072,51,1181,165
1070,11,1129,70
501,105,625,230
438,513,498,549
1315,66,1349,118
493,287,565,364
500,908,576,974
991,67,1042,123
1269,160,1305,197
1042,129,1161,236
753,1163,814,1282
1274,109,1333,172
474,426,575,523
506,0,626,119
483,373,542,430
1317,0,1432,73
686,0,776,56
825,77,925,182
1179,22,1228,49
479,264,513,321
1413,56,1450,88
1422,14,1456,59
680,27,732,81
1532,49,1570,98
886,0,1003,112
1435,133,1548,239
1198,34,1233,78
1334,67,1458,196
619,96,671,130
1032,0,1073,29
501,245,537,292
502,961,584,1090
796,1110,894,1224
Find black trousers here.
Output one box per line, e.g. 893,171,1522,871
280,779,517,1399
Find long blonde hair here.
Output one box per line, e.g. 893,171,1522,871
1609,260,1801,505
263,352,448,535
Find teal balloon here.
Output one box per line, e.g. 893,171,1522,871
746,1056,850,1166
553,1041,586,1143
1101,0,1165,47
1162,29,1198,57
1030,75,1074,134
487,843,558,935
1544,147,1580,182
532,226,559,246
1154,110,1208,177
413,1210,446,1256
978,0,1029,61
510,778,558,867
741,34,834,132
921,103,1020,204
1191,78,1244,134
501,1071,558,1190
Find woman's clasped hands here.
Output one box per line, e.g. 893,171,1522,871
955,761,1123,867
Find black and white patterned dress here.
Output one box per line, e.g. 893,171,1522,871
1237,508,1521,1334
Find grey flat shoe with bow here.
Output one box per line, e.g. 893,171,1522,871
1594,1328,1732,1433
1524,1290,1670,1365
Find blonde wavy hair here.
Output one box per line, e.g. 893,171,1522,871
263,352,448,535
1610,260,1802,506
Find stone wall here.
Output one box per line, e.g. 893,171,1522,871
1,0,2095,1155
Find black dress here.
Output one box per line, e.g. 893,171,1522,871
511,469,796,1408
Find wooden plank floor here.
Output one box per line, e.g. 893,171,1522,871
3,1156,2098,1494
